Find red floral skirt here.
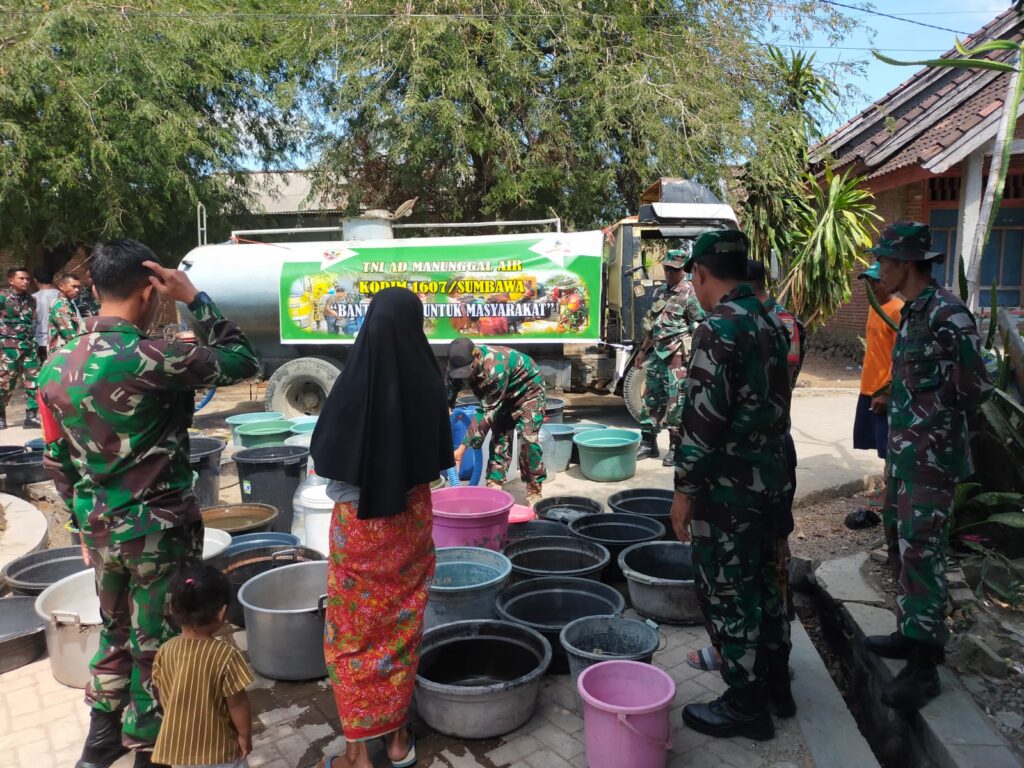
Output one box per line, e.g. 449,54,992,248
323,484,435,741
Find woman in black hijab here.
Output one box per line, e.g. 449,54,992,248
312,288,452,768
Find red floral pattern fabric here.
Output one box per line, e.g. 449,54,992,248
323,484,435,741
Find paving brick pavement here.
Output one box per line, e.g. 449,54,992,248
0,609,821,768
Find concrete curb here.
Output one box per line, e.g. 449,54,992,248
794,473,885,509
813,556,1024,768
0,492,49,583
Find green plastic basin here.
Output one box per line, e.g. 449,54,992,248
573,429,641,482
235,421,294,449
289,421,317,435
226,412,284,446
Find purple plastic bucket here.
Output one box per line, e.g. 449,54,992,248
577,660,676,768
431,486,515,551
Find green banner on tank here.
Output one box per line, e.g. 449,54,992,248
279,231,604,344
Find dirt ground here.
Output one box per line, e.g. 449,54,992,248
795,356,862,389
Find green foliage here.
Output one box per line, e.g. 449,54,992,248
303,1,858,228
985,280,1000,350
959,257,970,302
0,2,303,260
864,270,900,332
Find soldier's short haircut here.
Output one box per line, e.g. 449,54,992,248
91,239,158,299
914,260,934,275
57,273,80,286
33,267,54,284
6,267,28,279
744,260,767,290
698,252,747,282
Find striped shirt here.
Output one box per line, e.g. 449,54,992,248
152,636,254,766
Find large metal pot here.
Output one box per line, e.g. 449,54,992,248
237,560,328,680
210,545,325,627
618,541,702,624
416,620,551,739
34,569,102,688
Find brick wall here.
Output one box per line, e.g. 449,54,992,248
816,181,926,343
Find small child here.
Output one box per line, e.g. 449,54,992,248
152,563,254,768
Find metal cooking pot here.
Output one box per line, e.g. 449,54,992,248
210,545,325,627
34,569,102,688
618,541,702,625
237,560,328,681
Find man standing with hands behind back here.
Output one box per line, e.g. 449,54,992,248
0,266,41,429
670,230,793,741
39,239,260,768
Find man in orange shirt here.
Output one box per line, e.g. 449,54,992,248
847,262,904,529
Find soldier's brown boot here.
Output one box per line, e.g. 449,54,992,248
636,433,659,460
881,641,942,711
75,709,127,768
682,684,774,741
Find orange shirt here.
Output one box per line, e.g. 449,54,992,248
861,297,905,396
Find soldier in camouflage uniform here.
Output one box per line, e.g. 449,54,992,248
49,273,84,352
635,248,703,465
862,223,993,712
76,269,101,317
39,240,259,768
671,230,793,741
0,266,41,428
447,338,547,505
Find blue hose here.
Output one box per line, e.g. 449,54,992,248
194,388,216,413
450,408,485,485
446,467,461,487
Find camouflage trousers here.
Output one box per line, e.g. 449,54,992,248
0,343,39,410
882,477,952,646
485,389,547,496
691,504,791,691
85,523,203,748
638,352,687,438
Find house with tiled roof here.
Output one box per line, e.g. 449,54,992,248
816,7,1024,345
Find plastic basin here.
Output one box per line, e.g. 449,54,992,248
568,513,665,582
560,616,660,698
573,429,641,482
569,423,607,465
189,436,226,509
544,397,567,424
226,412,284,446
534,495,604,525
504,536,610,582
618,542,702,624
201,503,279,535
236,421,294,449
607,489,673,540
289,422,317,436
431,486,515,551
426,547,512,629
540,424,576,474
202,529,231,560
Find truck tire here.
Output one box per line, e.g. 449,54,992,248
265,357,342,417
622,366,647,425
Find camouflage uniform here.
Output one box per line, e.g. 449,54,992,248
453,344,547,496
675,284,793,692
48,295,83,352
75,285,101,317
638,278,702,438
39,294,259,749
0,287,40,411
884,282,992,645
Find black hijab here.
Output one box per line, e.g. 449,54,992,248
310,288,453,519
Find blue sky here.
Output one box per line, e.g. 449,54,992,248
792,0,1013,130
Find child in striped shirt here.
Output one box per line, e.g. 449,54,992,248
152,564,254,768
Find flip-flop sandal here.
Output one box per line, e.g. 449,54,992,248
391,733,416,768
686,644,721,671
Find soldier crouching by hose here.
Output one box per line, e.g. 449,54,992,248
635,248,703,465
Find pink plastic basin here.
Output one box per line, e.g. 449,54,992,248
578,660,676,768
431,487,515,551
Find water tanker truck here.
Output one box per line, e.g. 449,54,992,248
178,178,738,419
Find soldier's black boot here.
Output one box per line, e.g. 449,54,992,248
636,433,659,460
23,408,41,428
662,431,679,467
75,709,128,768
881,640,942,711
766,656,797,718
682,684,775,741
133,749,169,768
0,405,7,430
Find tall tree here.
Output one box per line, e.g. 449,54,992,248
0,2,303,260
303,0,858,229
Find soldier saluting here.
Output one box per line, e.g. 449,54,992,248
635,247,703,465
863,223,992,711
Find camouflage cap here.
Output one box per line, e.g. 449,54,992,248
664,249,688,269
684,229,749,274
867,222,945,263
